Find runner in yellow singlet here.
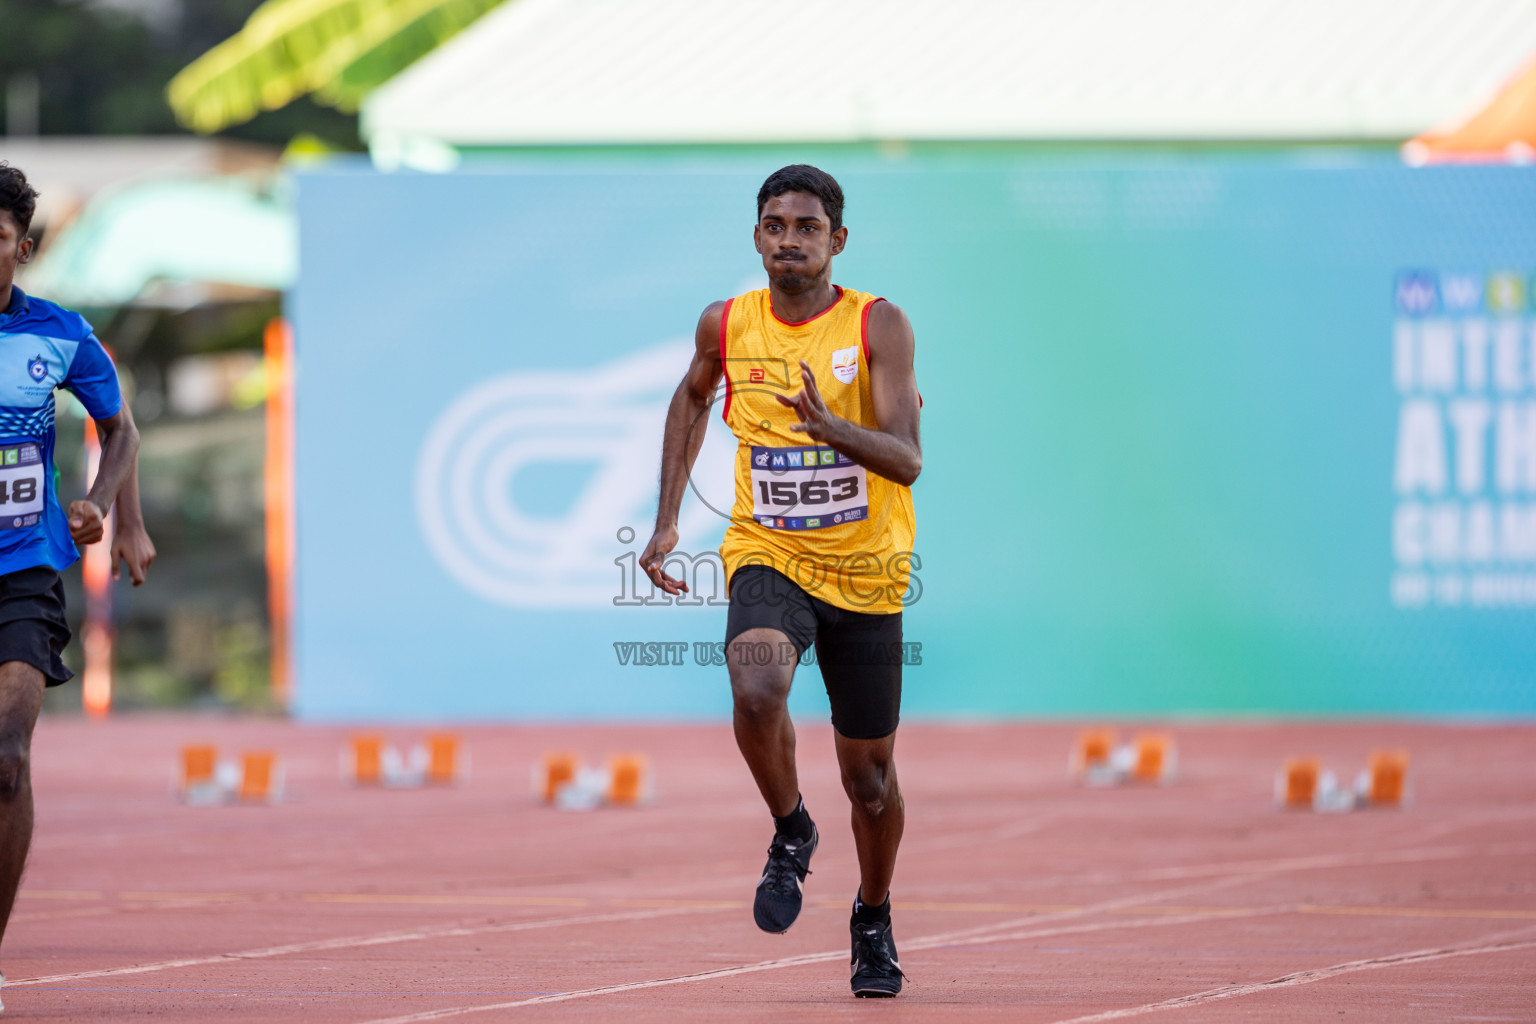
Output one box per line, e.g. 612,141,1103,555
641,165,922,998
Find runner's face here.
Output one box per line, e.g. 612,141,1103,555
754,192,846,294
0,212,32,292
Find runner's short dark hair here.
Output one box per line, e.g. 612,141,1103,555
0,163,38,236
757,164,844,233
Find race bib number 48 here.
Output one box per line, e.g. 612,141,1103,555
0,443,44,530
749,445,868,530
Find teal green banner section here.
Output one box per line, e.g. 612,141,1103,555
293,153,1536,719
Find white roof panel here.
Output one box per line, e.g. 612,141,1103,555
363,0,1536,145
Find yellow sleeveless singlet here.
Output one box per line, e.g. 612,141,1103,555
717,287,916,615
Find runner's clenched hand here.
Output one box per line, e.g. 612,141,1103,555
68,500,105,545
777,360,841,442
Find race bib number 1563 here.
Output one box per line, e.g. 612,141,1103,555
749,445,868,531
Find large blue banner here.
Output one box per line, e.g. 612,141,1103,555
291,155,1536,720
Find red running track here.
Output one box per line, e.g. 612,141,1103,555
5,716,1535,1022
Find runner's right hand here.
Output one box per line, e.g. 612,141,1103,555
639,524,689,595
68,500,106,545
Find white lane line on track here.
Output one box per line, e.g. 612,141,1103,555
1070,840,1536,887
8,906,712,988
353,885,1297,1023
1044,923,1536,1023
923,905,1298,953
357,908,1534,1024
14,837,1525,999
2,836,1248,993
918,840,1536,904
352,837,1536,1024
870,871,1261,951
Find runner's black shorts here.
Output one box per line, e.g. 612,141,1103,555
0,567,74,686
725,564,902,740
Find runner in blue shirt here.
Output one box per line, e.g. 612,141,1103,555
0,163,154,1008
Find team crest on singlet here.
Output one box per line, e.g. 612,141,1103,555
831,345,859,385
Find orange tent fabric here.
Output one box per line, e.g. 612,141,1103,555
1406,56,1536,163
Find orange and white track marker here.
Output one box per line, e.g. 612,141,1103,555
346,736,385,786
1364,749,1410,807
1130,733,1176,783
176,746,222,804
238,752,283,804
534,752,582,804
1074,730,1177,786
426,735,466,785
606,754,652,806
1072,728,1118,783
1277,757,1322,808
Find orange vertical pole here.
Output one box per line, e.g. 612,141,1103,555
81,416,113,718
264,318,295,708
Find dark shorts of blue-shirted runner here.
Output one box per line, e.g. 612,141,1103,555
0,566,73,685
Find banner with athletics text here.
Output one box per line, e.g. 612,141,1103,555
290,155,1536,719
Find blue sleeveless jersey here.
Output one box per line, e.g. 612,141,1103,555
0,287,123,576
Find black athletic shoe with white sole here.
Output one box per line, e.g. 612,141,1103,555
752,825,818,933
850,916,904,997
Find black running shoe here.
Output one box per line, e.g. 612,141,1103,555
752,825,818,933
850,916,904,997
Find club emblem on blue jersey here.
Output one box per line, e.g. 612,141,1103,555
27,356,46,382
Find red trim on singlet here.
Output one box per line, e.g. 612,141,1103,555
718,297,735,423
860,296,885,362
769,285,843,327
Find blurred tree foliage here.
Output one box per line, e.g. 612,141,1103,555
5,0,360,147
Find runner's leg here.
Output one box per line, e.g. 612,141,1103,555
835,729,903,905
0,660,46,948
728,627,799,817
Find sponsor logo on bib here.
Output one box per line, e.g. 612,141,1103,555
831,345,859,385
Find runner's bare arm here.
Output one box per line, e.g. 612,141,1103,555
69,404,140,546
640,301,726,594
776,300,921,486
108,404,156,585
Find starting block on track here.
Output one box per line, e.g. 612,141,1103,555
1131,733,1175,782
1072,729,1177,786
534,752,653,810
606,753,653,807
1071,729,1117,783
178,745,222,804
238,751,284,804
175,746,283,805
534,751,582,804
346,735,385,785
1277,757,1323,809
426,734,466,785
343,734,469,788
1275,750,1410,812
1361,749,1411,808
